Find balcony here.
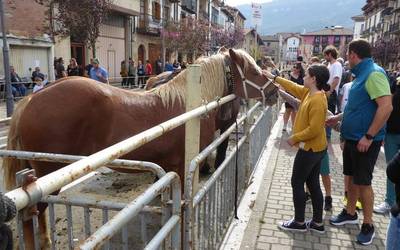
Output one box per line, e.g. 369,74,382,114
137,14,163,36
361,28,371,37
390,23,400,34
181,0,197,14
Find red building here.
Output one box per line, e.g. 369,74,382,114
300,26,353,63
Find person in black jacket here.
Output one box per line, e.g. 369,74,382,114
386,150,400,250
0,192,16,250
10,66,26,97
67,58,81,76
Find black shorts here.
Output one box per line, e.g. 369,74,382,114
343,140,382,185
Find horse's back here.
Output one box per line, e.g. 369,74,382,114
18,78,117,155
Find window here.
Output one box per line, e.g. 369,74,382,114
314,36,320,44
211,7,219,24
313,46,320,54
334,36,341,43
153,1,161,20
321,36,328,44
163,6,170,21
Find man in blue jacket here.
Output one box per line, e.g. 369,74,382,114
327,39,392,245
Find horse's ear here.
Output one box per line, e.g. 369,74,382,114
218,46,228,53
229,49,243,66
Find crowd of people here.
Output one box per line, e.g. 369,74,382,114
262,39,400,247
119,57,189,88
6,53,194,98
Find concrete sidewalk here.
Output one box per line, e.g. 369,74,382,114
239,110,389,250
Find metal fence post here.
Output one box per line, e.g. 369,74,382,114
184,64,201,249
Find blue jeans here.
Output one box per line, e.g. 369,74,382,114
386,213,400,250
384,134,400,206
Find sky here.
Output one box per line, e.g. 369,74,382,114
224,0,272,6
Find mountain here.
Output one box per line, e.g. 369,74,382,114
235,0,365,35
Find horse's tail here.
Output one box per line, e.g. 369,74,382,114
3,97,31,190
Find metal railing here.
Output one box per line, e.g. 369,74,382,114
185,102,279,249
2,85,236,249
1,64,281,249
80,172,181,250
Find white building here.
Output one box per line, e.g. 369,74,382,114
351,14,365,40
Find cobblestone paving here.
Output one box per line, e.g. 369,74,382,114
241,118,389,249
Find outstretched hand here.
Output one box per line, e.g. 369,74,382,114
326,114,341,128
262,70,276,80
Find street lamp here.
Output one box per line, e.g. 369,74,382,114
0,0,14,116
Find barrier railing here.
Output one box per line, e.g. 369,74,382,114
185,102,279,249
80,172,181,250
1,64,281,249
2,81,235,248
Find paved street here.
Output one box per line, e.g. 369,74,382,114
240,110,389,250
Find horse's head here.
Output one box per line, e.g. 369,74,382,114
226,48,278,106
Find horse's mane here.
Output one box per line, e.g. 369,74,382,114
150,49,257,107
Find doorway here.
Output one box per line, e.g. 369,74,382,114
138,44,146,63
71,43,85,75
107,50,116,80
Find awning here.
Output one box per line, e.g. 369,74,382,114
110,4,140,16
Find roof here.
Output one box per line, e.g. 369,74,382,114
244,28,264,45
351,14,365,22
223,5,247,21
302,27,353,36
261,35,279,42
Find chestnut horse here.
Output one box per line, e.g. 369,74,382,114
3,48,278,248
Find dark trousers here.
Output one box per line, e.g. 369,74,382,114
138,75,145,87
326,91,338,138
292,149,326,223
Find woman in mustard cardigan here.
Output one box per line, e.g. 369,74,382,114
264,64,330,233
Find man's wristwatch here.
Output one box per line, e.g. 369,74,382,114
365,133,374,140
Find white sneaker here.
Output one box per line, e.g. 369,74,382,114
373,202,391,214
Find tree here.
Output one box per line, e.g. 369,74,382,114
35,0,112,58
372,38,399,67
211,25,245,49
163,17,210,56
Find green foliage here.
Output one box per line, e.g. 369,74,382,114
35,0,112,57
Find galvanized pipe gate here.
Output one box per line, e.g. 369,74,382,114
1,65,280,249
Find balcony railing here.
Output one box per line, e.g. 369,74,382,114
137,14,164,36
361,28,371,36
390,23,400,34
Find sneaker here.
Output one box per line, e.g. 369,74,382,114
356,200,363,210
329,209,358,226
373,202,391,214
306,220,325,234
305,192,312,204
324,196,332,211
278,218,307,232
357,224,375,245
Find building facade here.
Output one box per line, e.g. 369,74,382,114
300,26,353,63
352,14,366,40
243,29,264,59
261,35,279,63
361,0,400,68
274,33,302,68
0,0,55,80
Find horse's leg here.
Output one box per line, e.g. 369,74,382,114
214,126,230,169
38,203,51,249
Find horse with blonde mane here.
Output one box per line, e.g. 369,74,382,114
3,48,278,248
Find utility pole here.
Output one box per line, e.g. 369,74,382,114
161,0,165,70
0,0,13,117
